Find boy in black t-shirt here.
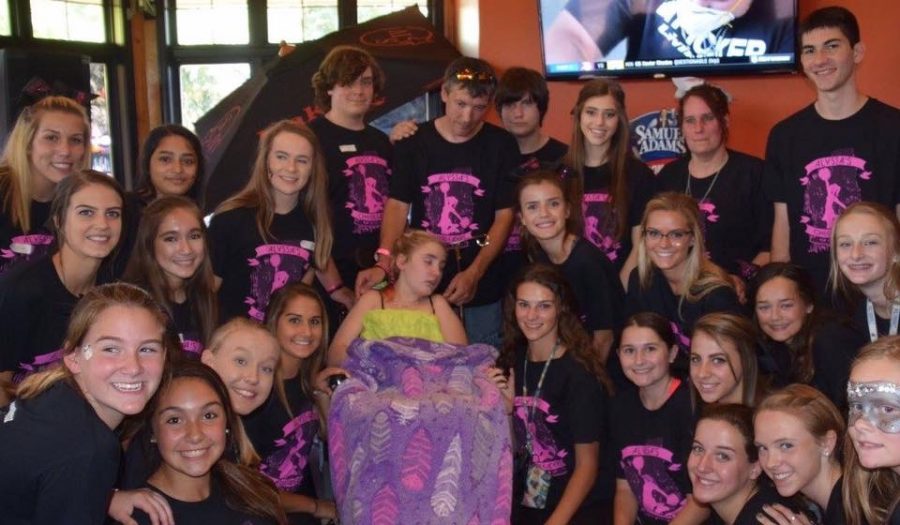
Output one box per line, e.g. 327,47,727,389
309,46,392,289
355,57,519,347
765,6,900,292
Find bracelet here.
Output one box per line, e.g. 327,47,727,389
375,247,392,261
325,281,343,295
375,262,391,277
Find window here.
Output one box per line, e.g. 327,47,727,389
175,0,249,45
30,0,106,43
0,1,10,35
89,63,113,171
358,0,427,23
179,63,251,131
164,1,442,126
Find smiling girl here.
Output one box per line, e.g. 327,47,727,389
752,263,865,410
516,169,624,363
561,79,657,287
690,313,759,406
842,336,900,525
0,96,91,275
124,196,217,356
0,283,172,524
626,192,741,357
611,312,704,525
254,282,338,523
209,119,351,323
500,264,613,524
0,170,124,404
754,384,845,525
133,360,286,525
830,202,900,343
689,404,802,525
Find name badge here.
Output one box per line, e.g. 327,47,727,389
339,144,357,153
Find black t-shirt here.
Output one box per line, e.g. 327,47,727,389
610,379,694,525
0,381,120,525
0,183,54,276
0,256,78,380
636,0,793,60
578,156,656,269
389,121,519,305
810,319,866,414
533,238,624,332
170,299,204,358
309,117,392,285
625,267,743,355
208,206,316,322
242,378,319,498
823,477,846,525
132,482,277,525
512,349,611,519
890,501,900,525
764,99,900,291
656,150,771,278
707,481,804,525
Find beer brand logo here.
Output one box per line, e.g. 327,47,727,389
630,109,685,174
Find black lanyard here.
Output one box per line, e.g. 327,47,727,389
522,341,559,449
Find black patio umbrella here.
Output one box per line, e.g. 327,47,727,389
195,6,461,212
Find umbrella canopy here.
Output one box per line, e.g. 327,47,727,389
195,6,461,212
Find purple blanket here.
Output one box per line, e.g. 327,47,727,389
328,337,512,524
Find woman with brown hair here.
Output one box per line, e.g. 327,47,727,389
209,119,352,323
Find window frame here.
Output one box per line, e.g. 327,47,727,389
0,0,134,185
158,0,441,125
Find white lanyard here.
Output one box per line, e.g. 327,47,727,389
866,299,900,342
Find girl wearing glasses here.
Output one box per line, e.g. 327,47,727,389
842,335,900,525
625,192,741,358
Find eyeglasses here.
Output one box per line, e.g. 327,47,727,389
644,228,693,244
453,68,496,84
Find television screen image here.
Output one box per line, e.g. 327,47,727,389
540,0,797,79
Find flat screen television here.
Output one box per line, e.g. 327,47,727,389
539,0,798,79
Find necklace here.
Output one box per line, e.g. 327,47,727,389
685,154,728,204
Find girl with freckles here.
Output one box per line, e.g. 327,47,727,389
830,202,900,343
124,196,217,357
754,384,845,525
132,360,287,525
0,283,175,525
0,170,124,405
842,335,900,525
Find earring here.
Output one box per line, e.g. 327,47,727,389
150,436,157,444
225,428,230,434
823,450,830,457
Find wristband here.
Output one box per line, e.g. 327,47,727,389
375,261,391,277
374,248,392,261
325,282,343,295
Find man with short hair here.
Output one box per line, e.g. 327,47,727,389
310,45,392,292
356,57,519,346
765,6,900,292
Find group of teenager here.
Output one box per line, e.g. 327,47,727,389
0,3,899,525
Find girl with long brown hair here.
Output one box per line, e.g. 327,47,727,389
209,119,352,323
